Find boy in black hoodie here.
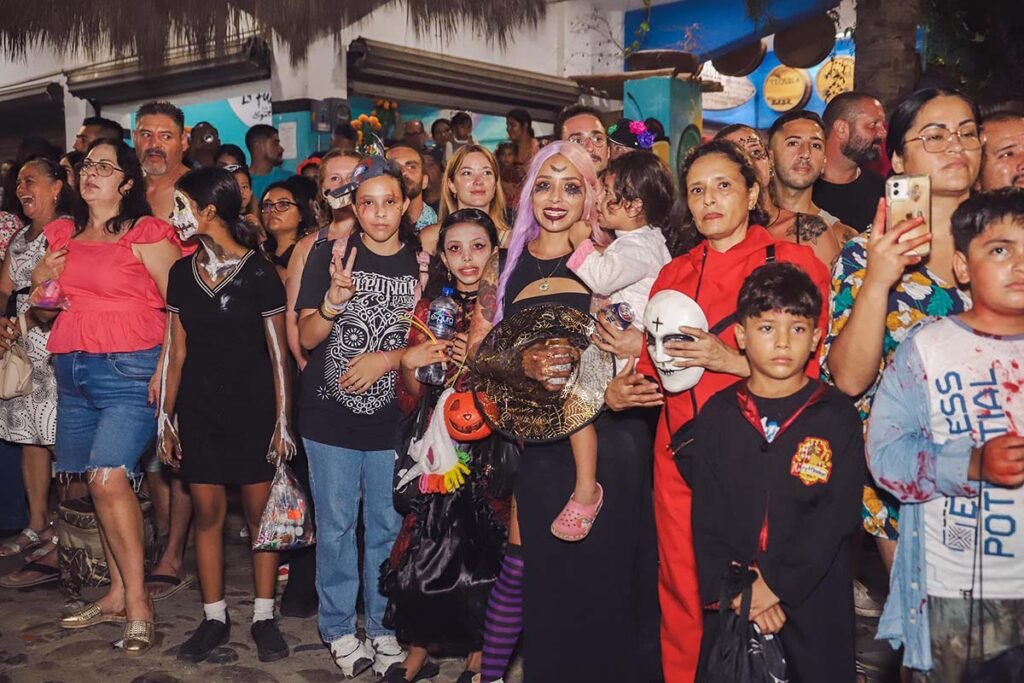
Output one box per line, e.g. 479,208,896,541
676,261,864,682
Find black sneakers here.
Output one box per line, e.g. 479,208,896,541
251,619,290,662
178,616,230,663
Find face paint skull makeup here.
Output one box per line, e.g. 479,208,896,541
170,190,199,241
643,290,709,393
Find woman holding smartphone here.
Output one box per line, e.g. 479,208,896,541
822,88,980,576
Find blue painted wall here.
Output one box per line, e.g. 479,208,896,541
624,0,840,61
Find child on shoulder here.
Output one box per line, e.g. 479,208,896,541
550,151,674,542
677,261,864,682
867,188,1024,679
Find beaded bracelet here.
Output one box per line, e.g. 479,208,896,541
318,302,339,321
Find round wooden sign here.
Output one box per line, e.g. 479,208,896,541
711,40,767,78
775,13,837,69
763,66,812,112
815,56,855,103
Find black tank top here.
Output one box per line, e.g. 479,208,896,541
504,249,591,318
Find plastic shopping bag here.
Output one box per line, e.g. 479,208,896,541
29,279,70,310
253,463,315,551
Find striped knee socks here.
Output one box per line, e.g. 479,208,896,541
480,545,524,682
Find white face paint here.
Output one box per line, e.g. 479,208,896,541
170,190,199,241
199,241,241,283
264,317,297,463
643,290,709,393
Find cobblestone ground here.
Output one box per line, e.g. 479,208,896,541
0,510,899,683
0,511,523,683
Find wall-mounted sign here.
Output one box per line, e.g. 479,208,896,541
815,56,855,103
701,63,757,111
763,66,811,112
228,92,272,128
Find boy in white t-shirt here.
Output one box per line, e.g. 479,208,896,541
867,188,1024,679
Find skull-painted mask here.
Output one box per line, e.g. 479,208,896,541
643,290,708,393
170,190,199,241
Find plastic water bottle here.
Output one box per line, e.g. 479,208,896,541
416,287,458,385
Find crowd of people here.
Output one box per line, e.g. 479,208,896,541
0,85,1020,683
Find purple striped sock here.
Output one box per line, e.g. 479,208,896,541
481,546,524,682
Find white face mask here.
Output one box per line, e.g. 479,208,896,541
170,190,199,241
643,290,709,393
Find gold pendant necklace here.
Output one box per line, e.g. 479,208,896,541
536,253,566,291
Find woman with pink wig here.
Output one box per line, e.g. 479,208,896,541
468,141,661,683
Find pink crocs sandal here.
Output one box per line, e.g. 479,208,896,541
550,483,604,542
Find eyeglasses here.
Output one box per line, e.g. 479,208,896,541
567,132,608,149
78,160,124,177
261,199,300,213
905,126,982,153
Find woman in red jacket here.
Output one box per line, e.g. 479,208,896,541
605,139,831,683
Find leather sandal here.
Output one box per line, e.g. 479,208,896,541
550,483,604,542
0,526,49,557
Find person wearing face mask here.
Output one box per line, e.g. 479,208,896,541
285,149,362,370
419,145,510,254
604,140,831,683
32,138,183,654
159,167,294,664
469,142,661,683
134,101,191,220
814,93,888,231
822,88,981,630
0,158,74,587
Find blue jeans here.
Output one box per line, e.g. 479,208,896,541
52,348,160,486
304,438,402,642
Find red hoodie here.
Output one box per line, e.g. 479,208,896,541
636,225,830,683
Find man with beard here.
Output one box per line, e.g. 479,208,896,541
978,109,1024,191
768,110,858,266
73,116,125,153
131,100,197,603
246,123,290,200
813,93,887,231
386,143,436,230
557,104,609,173
134,101,191,219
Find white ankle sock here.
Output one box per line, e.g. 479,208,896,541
253,597,275,623
203,600,227,623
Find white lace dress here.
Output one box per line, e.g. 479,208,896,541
0,228,57,445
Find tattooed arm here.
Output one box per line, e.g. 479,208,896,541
467,250,501,358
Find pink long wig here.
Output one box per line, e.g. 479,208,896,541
494,140,608,323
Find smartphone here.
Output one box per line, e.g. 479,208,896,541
885,174,931,257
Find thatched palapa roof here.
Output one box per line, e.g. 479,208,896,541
0,0,548,68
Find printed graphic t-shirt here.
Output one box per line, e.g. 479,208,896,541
914,317,1024,599
295,237,418,450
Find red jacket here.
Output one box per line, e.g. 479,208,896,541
638,225,831,683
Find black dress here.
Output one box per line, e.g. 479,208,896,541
504,251,662,682
166,250,287,485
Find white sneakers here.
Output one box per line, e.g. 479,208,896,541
371,634,406,677
330,634,374,678
329,633,406,679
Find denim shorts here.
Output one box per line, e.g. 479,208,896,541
52,347,160,484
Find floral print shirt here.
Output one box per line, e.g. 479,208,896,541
822,231,972,424
0,212,23,261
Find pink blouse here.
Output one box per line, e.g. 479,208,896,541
44,217,182,354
